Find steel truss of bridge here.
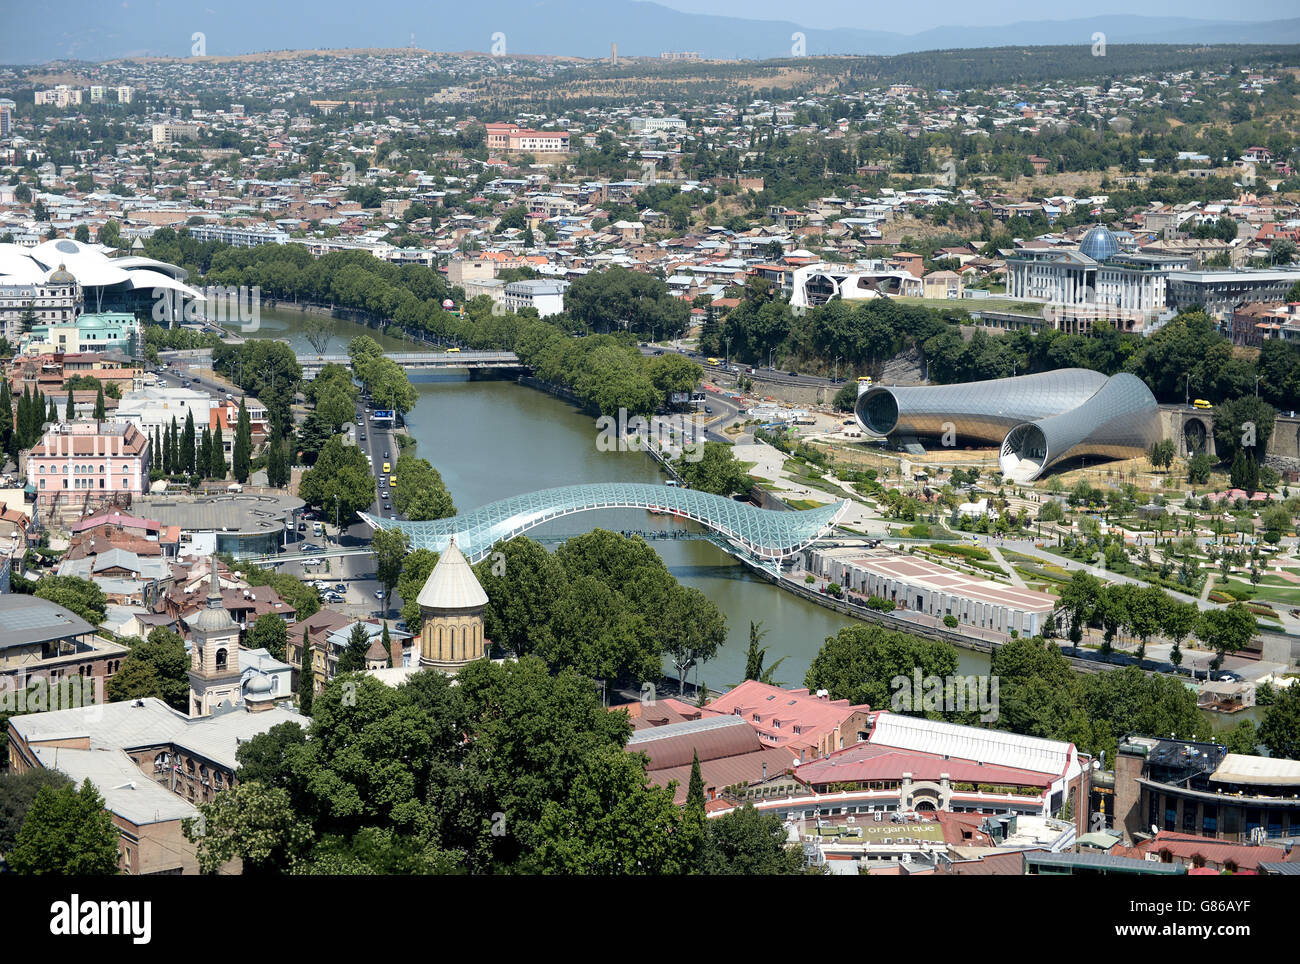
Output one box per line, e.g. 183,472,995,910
360,482,849,563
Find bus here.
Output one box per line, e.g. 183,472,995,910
1193,399,1213,410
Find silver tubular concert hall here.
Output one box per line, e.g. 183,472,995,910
854,367,1165,481
999,373,1162,482
854,368,1110,443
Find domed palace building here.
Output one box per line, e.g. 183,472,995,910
415,538,490,674
1004,224,1177,333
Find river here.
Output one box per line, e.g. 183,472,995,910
236,306,1259,728
238,306,992,690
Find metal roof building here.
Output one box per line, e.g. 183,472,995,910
854,368,1163,481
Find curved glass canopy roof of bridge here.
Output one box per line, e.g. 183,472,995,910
361,482,850,563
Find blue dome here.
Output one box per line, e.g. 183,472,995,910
1079,225,1119,262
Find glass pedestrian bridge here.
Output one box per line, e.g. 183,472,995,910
361,482,850,563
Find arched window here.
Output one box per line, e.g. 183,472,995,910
215,648,228,671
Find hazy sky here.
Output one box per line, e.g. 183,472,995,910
649,0,1295,29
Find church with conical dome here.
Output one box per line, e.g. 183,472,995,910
415,537,489,674
185,562,242,716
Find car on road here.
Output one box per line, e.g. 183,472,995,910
704,406,713,414
301,557,322,568
382,500,391,510
1216,671,1242,683
373,590,386,600
359,433,367,440
356,419,363,427
300,543,322,553
653,349,664,355
787,370,799,376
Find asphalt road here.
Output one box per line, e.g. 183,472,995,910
636,343,847,390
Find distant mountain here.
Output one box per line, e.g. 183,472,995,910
3,0,1300,64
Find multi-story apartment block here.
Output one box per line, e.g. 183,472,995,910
504,279,568,317
34,86,83,108
186,223,289,247
151,122,200,146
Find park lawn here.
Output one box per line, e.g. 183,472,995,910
889,295,1044,315
786,498,827,510
1225,578,1300,607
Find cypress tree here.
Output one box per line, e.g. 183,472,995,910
0,377,12,456
298,628,313,717
93,385,105,421
169,417,180,472
233,398,252,483
65,391,75,421
380,622,392,668
162,423,173,475
182,410,196,475
266,436,288,488
211,426,226,479
45,394,55,424
683,750,707,872
198,426,212,478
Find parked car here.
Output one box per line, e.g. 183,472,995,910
373,589,386,600
333,584,346,593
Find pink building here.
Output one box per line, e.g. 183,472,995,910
27,421,151,509
703,680,874,758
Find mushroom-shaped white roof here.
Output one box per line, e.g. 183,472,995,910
416,538,488,611
0,243,48,284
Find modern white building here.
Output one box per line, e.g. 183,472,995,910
790,262,922,308
504,279,568,318
114,385,216,439
630,117,687,133
186,224,290,248
803,547,1058,637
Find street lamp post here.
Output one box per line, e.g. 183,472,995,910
334,494,340,546
1185,373,1191,408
